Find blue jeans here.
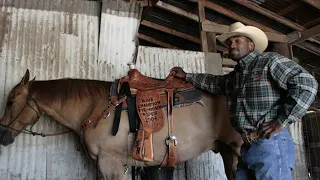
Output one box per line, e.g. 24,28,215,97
235,129,295,180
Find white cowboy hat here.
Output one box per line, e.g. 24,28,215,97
217,22,268,52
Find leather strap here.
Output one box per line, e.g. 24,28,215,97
80,97,127,136
168,90,174,135
112,82,130,136
166,90,178,167
122,82,137,133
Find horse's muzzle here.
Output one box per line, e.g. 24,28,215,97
0,125,14,146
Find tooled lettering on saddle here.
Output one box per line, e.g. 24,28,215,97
136,90,163,131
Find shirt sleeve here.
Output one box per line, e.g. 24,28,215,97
269,54,318,127
185,73,229,95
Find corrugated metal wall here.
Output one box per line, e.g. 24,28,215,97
99,0,142,81
136,46,226,180
0,0,141,179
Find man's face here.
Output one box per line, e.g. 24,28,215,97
225,36,254,61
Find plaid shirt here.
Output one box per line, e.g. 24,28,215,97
186,50,318,133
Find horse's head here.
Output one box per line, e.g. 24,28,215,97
0,69,40,146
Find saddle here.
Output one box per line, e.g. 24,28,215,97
124,69,193,90
113,69,201,167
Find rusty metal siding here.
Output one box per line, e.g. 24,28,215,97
0,0,101,179
136,45,225,180
98,0,142,81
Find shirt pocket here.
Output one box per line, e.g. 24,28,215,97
244,70,269,92
243,70,273,109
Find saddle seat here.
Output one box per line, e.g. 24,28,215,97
123,69,193,91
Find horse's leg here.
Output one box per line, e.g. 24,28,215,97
216,141,238,180
97,153,125,180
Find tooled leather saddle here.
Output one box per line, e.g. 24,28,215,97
111,68,202,167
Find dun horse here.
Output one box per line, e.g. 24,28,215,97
0,69,242,180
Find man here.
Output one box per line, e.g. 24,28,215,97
170,22,318,180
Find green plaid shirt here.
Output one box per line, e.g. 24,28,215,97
186,50,318,133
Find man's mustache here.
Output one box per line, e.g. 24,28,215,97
230,49,239,53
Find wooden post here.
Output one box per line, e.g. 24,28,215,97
198,0,208,52
207,32,217,52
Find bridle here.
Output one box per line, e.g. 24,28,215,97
0,93,71,137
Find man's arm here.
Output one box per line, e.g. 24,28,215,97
269,54,318,128
186,73,229,95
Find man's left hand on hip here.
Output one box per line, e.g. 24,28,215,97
260,120,284,138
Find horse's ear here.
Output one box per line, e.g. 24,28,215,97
31,77,36,82
20,69,30,86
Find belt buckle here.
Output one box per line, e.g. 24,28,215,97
246,132,261,144
241,133,250,144
246,136,253,143
241,132,254,145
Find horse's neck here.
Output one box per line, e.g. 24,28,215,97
31,80,111,133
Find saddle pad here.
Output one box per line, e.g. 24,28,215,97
136,90,164,132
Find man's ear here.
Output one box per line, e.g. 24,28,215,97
249,42,255,51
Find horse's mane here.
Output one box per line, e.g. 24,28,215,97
30,79,112,104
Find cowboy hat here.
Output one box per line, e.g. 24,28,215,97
217,22,268,52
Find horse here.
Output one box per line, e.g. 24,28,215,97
0,69,242,180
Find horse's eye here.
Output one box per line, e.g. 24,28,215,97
7,100,14,106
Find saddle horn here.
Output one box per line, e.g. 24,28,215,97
127,63,136,70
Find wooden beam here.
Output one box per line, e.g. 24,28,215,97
289,24,320,45
277,1,300,16
216,45,228,52
202,22,229,34
141,20,201,43
201,0,278,33
296,41,320,56
303,17,320,28
302,0,320,10
201,22,288,43
225,0,320,48
137,33,179,49
156,0,320,55
264,32,288,43
156,1,198,21
140,20,228,52
309,106,320,112
287,31,302,44
232,0,305,31
156,1,223,27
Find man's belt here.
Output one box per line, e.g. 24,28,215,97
241,132,261,144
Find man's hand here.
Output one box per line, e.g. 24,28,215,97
260,120,284,138
170,67,187,79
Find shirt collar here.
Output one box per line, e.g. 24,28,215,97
239,50,260,68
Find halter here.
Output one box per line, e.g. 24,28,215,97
0,85,71,137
